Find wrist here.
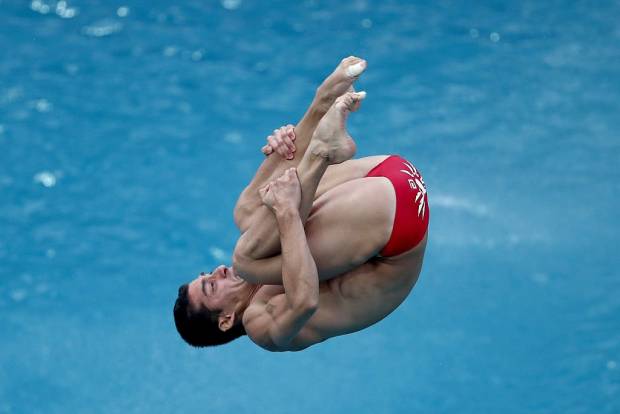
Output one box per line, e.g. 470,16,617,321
274,204,300,220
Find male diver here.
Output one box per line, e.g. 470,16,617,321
173,57,429,351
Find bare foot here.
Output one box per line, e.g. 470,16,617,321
316,56,367,110
310,91,366,164
347,85,362,112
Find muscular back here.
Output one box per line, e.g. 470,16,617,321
245,235,427,351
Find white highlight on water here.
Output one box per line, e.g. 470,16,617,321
30,0,50,14
117,6,130,17
224,131,242,144
83,20,123,37
65,63,79,76
432,194,489,217
209,247,228,262
221,0,242,10
34,99,52,113
31,0,77,18
163,46,178,57
191,50,204,61
34,171,57,187
11,290,27,302
55,1,77,19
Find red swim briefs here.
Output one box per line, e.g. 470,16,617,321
365,155,429,257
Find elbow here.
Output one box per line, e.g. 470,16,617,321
291,295,318,317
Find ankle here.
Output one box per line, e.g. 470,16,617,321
308,141,330,161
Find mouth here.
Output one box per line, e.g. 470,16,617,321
227,266,240,281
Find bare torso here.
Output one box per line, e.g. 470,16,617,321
245,155,428,351
249,236,426,351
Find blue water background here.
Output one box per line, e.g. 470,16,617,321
1,0,619,413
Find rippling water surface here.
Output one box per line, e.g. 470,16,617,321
1,1,619,413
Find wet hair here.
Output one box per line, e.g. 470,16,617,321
173,283,246,347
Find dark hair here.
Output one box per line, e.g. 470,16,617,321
173,283,246,347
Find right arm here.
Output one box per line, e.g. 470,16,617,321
243,170,320,351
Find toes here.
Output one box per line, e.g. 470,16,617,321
334,91,366,111
341,56,360,65
350,91,366,111
334,93,350,108
345,60,367,78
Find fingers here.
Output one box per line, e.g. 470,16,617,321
281,167,299,186
261,144,273,155
276,126,296,159
268,134,287,159
285,167,297,178
263,125,296,159
273,168,297,186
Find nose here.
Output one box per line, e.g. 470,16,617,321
216,265,227,279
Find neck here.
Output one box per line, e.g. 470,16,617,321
234,282,262,316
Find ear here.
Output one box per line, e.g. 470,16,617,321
218,312,237,332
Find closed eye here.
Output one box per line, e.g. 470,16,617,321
201,278,208,297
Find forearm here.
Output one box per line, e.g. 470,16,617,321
233,99,326,232
234,154,291,232
275,207,319,310
233,148,328,266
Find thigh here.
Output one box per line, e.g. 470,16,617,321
315,155,390,199
235,177,396,284
234,155,388,232
306,176,395,278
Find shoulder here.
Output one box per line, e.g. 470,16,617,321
242,293,290,352
242,293,321,353
243,301,279,351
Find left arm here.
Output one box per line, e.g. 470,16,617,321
233,125,297,232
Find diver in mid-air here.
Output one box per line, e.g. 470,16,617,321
174,56,429,351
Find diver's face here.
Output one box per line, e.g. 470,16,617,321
187,265,245,313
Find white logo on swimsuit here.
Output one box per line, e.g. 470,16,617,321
399,161,427,218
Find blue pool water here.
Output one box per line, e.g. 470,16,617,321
1,1,619,413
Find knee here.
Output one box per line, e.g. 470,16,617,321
232,248,259,285
233,202,253,233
